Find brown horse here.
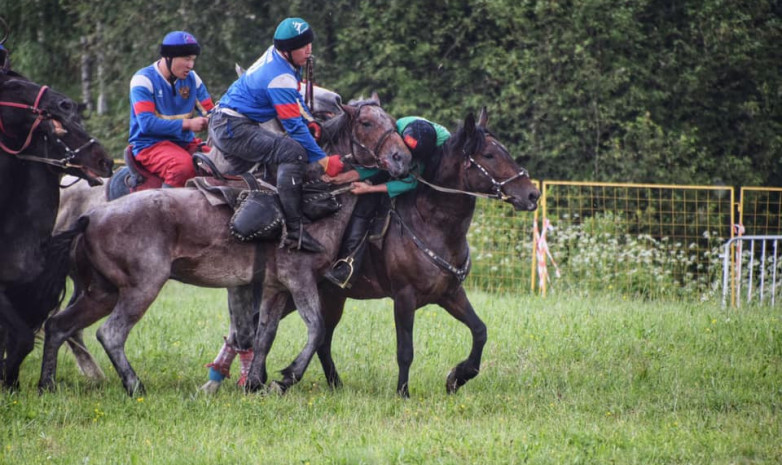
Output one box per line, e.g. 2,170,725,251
38,99,412,395
204,107,539,396
0,73,113,388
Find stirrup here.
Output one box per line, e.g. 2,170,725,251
324,257,355,289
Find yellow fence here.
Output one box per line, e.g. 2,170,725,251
466,181,743,299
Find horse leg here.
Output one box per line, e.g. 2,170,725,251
65,330,106,381
317,289,347,389
59,278,106,381
0,293,35,390
200,284,258,394
438,286,487,394
95,285,162,397
393,290,418,398
245,289,289,392
272,281,326,394
39,285,117,392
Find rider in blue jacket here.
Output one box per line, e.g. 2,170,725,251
209,18,343,253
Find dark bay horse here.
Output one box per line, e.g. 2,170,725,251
0,73,113,388
205,107,539,396
38,99,412,395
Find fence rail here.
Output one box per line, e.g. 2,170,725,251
465,181,782,304
721,235,782,307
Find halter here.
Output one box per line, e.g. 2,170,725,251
0,84,97,169
347,103,397,169
415,134,529,201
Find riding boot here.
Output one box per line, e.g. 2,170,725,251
277,163,325,253
323,214,371,288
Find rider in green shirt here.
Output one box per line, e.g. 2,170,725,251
323,117,450,288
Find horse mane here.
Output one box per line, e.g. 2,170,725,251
320,97,381,151
421,122,488,182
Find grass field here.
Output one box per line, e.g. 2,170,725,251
2,282,781,464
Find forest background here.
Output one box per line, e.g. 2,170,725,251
2,0,779,187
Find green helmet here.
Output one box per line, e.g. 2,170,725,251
273,18,314,51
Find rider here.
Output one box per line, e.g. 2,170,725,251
323,117,450,288
209,17,343,254
128,31,214,188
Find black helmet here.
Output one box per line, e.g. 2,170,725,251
402,120,437,160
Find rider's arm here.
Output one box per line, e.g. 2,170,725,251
268,75,327,162
129,74,187,137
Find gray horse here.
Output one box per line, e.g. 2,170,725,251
39,98,411,395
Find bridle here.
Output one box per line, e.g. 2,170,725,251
346,102,398,169
414,133,529,201
0,84,97,169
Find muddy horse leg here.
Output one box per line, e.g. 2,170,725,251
317,288,347,389
39,285,117,392
273,285,325,393
94,283,165,397
245,289,289,392
438,286,487,394
200,284,259,394
393,290,417,398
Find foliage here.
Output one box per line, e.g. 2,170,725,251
1,0,779,185
2,284,780,463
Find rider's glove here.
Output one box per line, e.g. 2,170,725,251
307,121,322,142
318,155,344,177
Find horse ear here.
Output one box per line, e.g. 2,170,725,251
341,103,357,117
463,112,476,136
478,106,488,129
370,91,381,105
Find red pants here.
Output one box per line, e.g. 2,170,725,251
134,139,210,187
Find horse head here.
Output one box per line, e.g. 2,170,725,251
0,76,113,184
325,94,412,178
445,107,539,211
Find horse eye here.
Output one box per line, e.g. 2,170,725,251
59,101,74,112
483,152,494,159
361,121,372,128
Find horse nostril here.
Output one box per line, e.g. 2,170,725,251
530,190,540,203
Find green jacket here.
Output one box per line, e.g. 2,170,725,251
355,116,450,198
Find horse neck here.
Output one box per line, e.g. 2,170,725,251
408,147,477,242
1,155,62,231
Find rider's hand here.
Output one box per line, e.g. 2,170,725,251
184,116,209,132
322,169,360,184
318,155,344,177
350,181,381,195
307,121,322,142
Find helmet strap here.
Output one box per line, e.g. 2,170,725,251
163,57,177,96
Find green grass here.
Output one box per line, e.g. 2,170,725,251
2,283,781,464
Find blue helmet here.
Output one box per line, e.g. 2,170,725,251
159,31,201,58
273,18,314,52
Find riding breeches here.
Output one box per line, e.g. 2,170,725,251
208,110,306,174
134,139,206,187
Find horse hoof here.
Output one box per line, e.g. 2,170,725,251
446,369,460,394
269,381,287,395
199,380,222,395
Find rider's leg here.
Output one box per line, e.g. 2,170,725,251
277,162,325,253
324,193,380,288
133,141,197,187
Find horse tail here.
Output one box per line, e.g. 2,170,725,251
7,217,89,331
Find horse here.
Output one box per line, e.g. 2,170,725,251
203,107,540,397
0,73,113,388
38,98,412,396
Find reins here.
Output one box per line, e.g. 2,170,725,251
395,130,529,282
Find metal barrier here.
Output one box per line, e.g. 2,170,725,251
722,235,782,307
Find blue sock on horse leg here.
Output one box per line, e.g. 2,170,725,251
208,366,226,382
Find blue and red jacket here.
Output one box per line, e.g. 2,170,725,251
218,46,326,163
128,62,214,155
